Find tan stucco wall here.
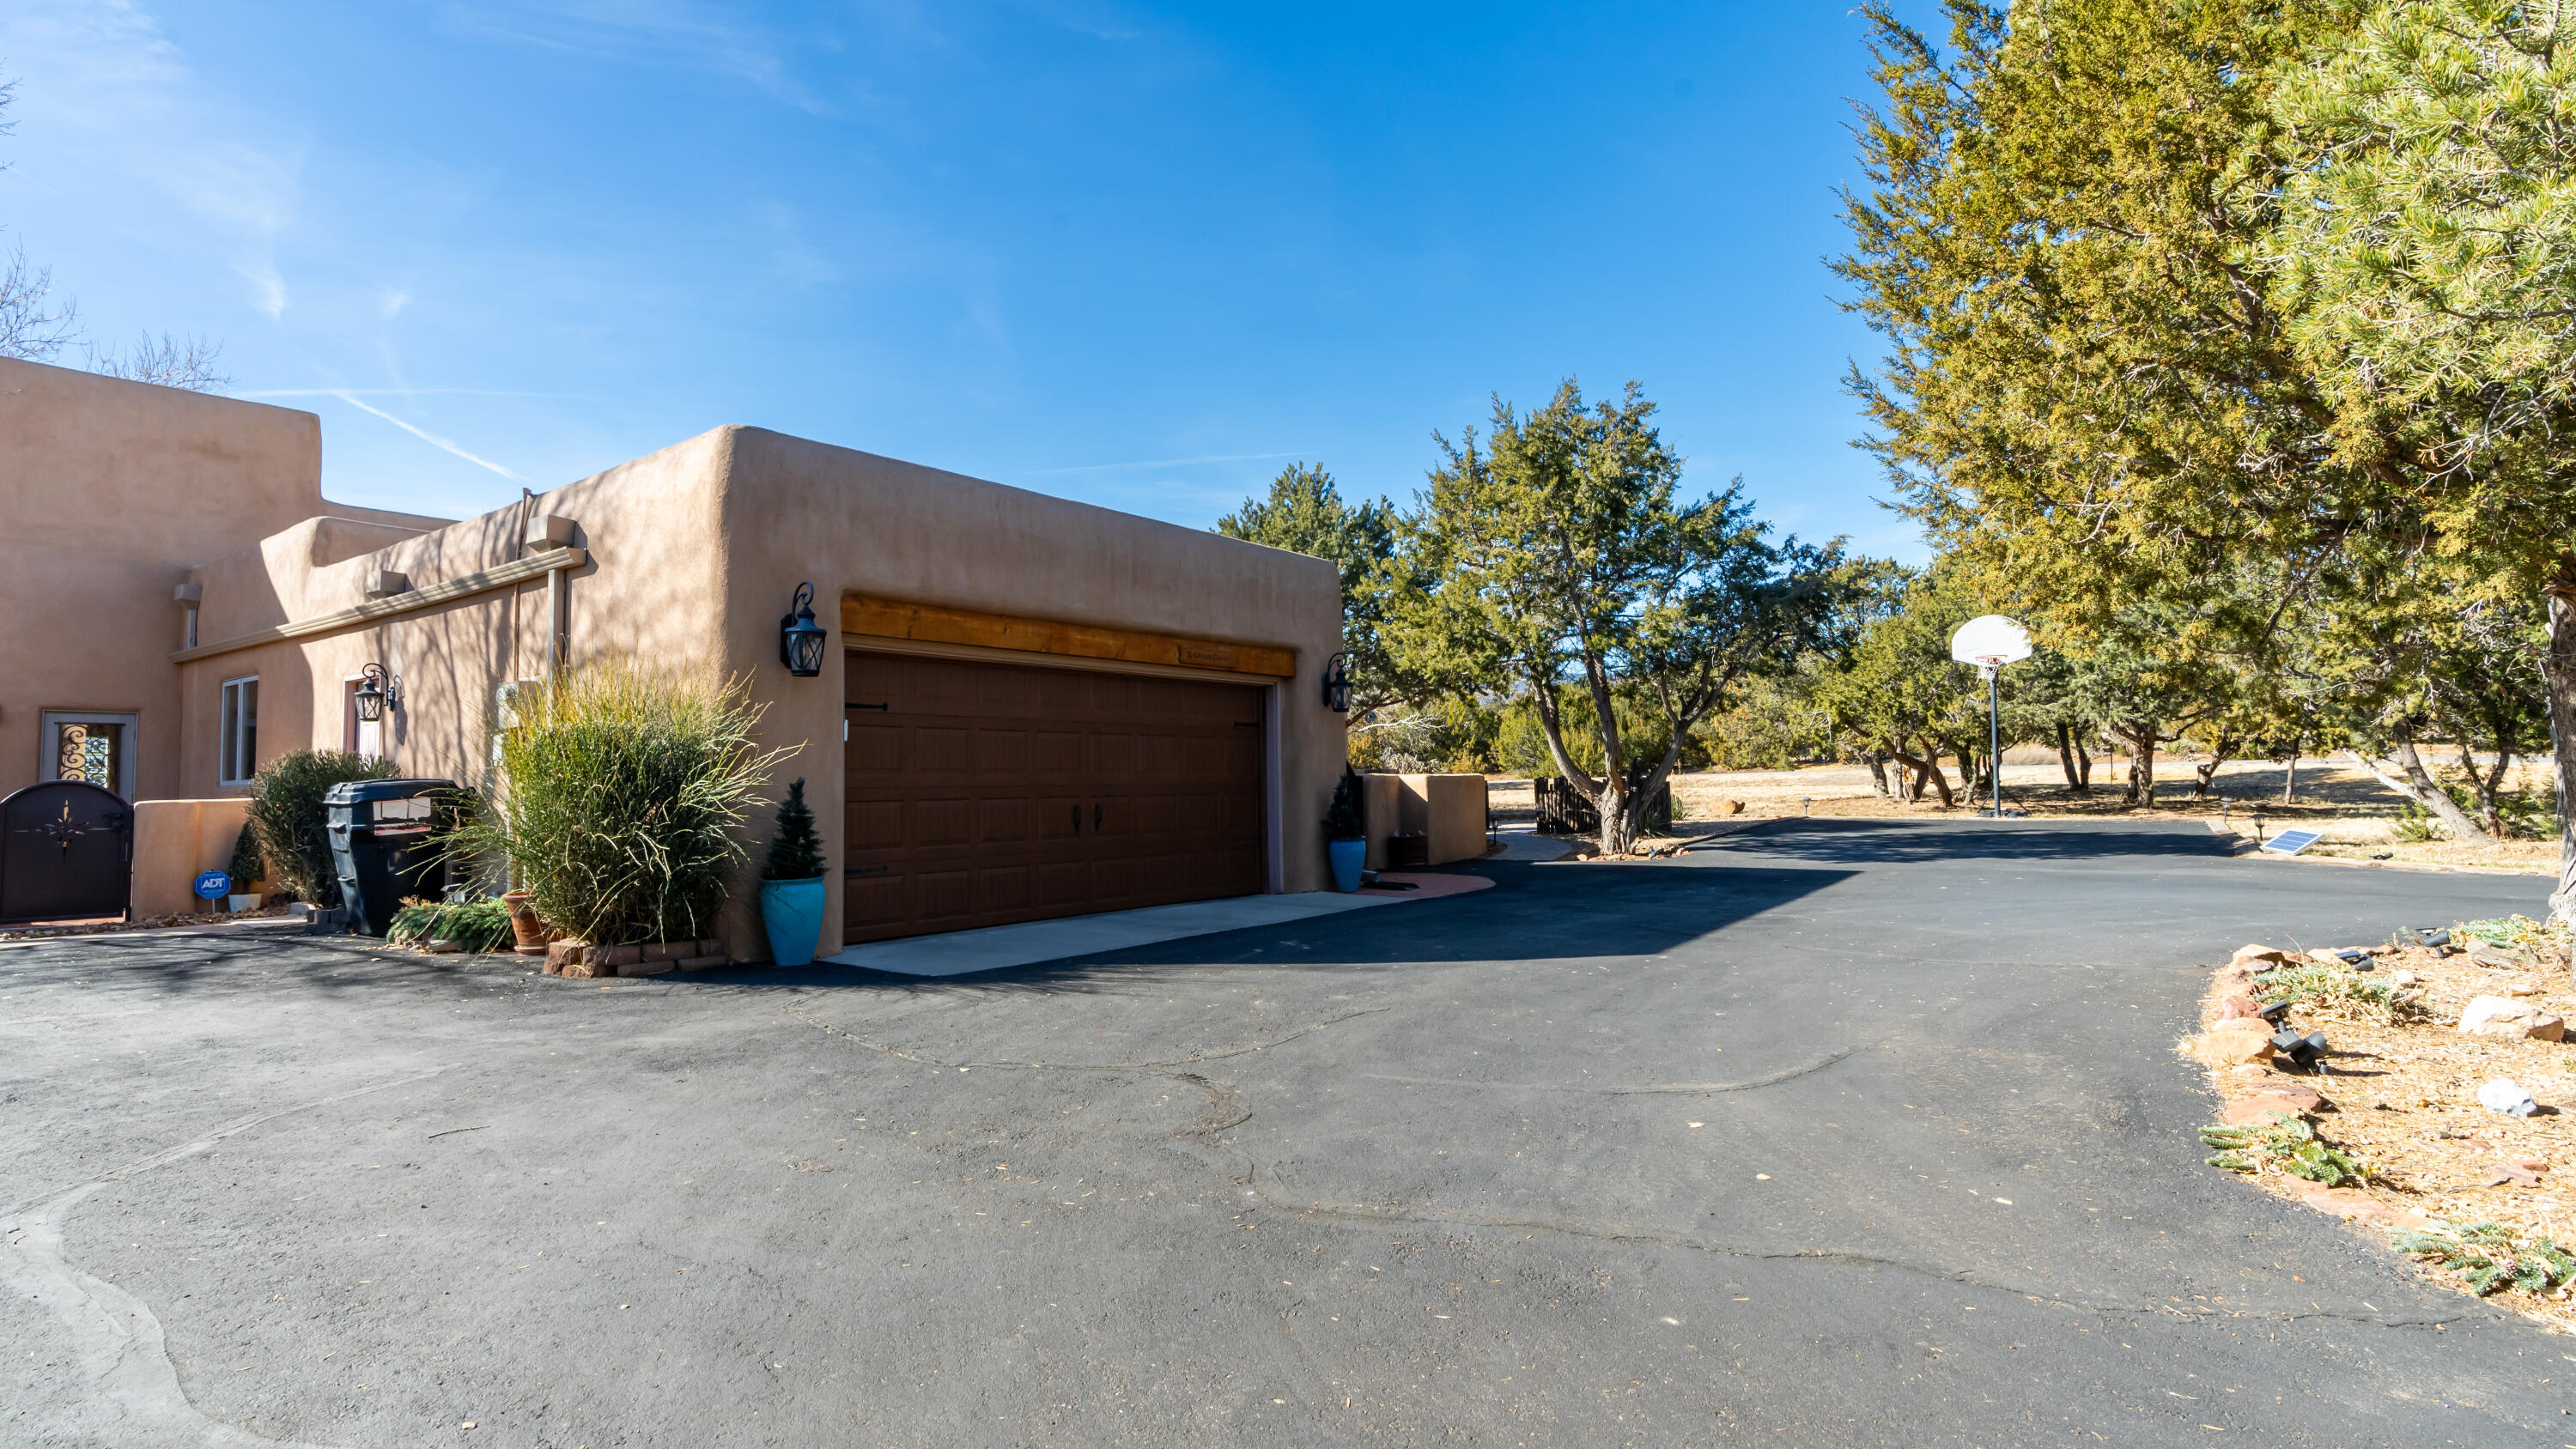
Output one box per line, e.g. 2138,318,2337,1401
0,357,447,803
1403,773,1490,865
169,423,1347,958
131,797,252,917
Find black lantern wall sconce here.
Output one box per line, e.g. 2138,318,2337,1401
354,663,400,722
780,581,827,678
1321,651,1352,713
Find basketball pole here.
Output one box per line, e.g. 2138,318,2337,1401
1984,664,2002,818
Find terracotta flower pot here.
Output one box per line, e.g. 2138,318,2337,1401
502,891,547,953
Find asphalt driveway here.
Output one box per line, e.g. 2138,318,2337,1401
3,819,2562,1447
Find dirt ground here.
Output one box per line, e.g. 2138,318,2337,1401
1483,758,2556,875
2193,924,2576,1332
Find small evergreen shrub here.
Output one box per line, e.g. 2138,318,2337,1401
245,749,401,907
762,779,827,881
1323,771,1365,840
441,658,794,947
227,822,264,889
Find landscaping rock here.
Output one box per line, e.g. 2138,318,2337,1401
620,957,677,977
2506,974,2544,997
2458,996,2567,1040
2231,944,2291,967
544,939,587,975
559,959,604,979
2294,1187,2399,1223
2245,1082,2328,1113
2469,942,2530,970
642,940,693,962
2191,1021,2277,1066
423,938,463,955
2219,1098,2311,1125
2391,969,2418,987
591,944,641,968
2304,950,2349,970
2477,1078,2541,1116
2482,1163,2545,1189
2217,993,2266,1021
679,954,728,970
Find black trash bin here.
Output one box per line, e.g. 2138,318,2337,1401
325,779,455,937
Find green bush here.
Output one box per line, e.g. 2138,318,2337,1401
2200,1113,2366,1187
762,778,826,881
386,897,513,953
226,822,264,889
245,749,401,907
442,658,793,947
2391,1222,2576,1296
1322,771,1365,839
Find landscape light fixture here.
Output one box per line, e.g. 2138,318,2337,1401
780,582,826,677
353,663,399,722
1321,652,1352,713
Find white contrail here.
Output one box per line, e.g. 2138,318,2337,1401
327,391,524,480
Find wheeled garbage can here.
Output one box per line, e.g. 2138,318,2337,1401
324,779,455,937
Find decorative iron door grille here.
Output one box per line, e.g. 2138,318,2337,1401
0,781,132,925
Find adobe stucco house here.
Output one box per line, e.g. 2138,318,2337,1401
1,358,1346,957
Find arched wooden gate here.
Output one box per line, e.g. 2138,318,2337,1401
0,781,133,925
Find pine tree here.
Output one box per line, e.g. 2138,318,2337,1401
762,779,826,882
227,822,264,888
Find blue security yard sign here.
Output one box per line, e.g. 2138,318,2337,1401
193,870,232,902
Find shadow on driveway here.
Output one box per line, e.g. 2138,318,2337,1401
1698,815,2239,864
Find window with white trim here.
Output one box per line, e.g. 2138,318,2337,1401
219,676,259,786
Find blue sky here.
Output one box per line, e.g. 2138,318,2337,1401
3,1,1937,560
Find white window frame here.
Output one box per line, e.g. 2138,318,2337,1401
219,676,259,787
39,710,140,800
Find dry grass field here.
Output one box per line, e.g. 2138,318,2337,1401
1482,757,2555,875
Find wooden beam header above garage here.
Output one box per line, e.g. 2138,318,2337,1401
840,594,1296,678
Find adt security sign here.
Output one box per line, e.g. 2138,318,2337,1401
193,870,232,904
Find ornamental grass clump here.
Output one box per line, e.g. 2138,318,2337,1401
386,897,513,953
2251,961,2426,1024
245,749,402,907
445,659,795,948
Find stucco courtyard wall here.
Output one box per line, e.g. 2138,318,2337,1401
131,798,252,919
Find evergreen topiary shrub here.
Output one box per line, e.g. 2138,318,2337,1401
227,822,264,889
246,750,401,907
762,779,826,881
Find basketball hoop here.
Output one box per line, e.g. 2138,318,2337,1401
1947,615,2032,818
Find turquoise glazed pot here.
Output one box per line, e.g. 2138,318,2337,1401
759,876,827,967
1327,838,1367,894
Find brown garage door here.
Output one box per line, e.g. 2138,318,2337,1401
842,651,1268,943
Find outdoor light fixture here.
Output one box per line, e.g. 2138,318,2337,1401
353,663,399,721
780,581,827,677
1321,652,1352,713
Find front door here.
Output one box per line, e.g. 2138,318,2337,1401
842,652,1267,943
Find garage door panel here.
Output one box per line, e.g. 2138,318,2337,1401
844,650,1269,943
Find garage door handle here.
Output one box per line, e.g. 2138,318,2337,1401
846,701,889,712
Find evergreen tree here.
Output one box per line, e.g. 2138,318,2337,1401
762,779,826,882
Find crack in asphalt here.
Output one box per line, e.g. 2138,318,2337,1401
0,1065,447,1449
1360,1046,1860,1096
779,997,2469,1336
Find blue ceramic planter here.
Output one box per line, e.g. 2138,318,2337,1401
759,876,827,967
1327,838,1367,894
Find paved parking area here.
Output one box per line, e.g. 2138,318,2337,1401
2,819,2560,1446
